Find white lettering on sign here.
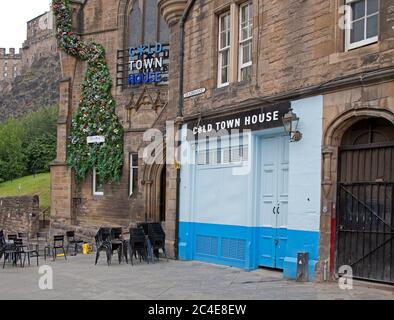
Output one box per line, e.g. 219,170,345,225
193,110,282,135
87,136,105,144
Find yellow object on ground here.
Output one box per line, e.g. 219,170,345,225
82,243,90,255
57,253,65,257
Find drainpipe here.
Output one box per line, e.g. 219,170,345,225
174,0,197,259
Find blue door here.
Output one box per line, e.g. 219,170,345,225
258,135,289,269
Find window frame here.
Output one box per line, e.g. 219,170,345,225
345,0,379,51
217,10,232,88
93,167,104,196
128,0,169,47
197,134,250,166
238,1,253,82
129,153,139,197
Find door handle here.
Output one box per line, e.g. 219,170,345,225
277,206,280,215
273,207,276,214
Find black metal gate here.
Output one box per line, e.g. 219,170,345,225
336,142,394,284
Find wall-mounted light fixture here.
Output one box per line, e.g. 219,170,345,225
282,108,302,142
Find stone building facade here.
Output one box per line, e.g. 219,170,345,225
51,0,178,256
0,48,21,83
21,11,58,72
51,0,394,283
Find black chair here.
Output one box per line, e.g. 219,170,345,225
110,228,124,264
95,228,112,266
66,231,84,256
2,239,24,269
17,238,39,267
128,227,148,265
0,230,5,261
7,234,17,241
17,232,29,241
31,232,51,260
147,223,168,261
52,235,67,261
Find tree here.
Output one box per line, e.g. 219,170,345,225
24,134,57,175
0,118,26,181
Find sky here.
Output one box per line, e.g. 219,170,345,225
0,0,52,52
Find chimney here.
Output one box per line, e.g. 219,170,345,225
0,48,5,56
9,48,15,55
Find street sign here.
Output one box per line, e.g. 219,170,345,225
87,136,105,144
184,88,206,99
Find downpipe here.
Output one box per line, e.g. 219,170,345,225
174,0,197,260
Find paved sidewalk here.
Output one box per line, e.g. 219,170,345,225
0,255,392,300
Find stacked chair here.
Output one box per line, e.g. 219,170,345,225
137,223,168,262
95,227,127,266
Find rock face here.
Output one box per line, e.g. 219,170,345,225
0,54,60,122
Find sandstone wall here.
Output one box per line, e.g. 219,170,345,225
0,195,40,238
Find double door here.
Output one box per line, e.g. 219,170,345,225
258,135,289,269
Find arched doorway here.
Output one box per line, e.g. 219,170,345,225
336,118,394,284
159,166,166,222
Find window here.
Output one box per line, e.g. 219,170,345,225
218,11,231,87
129,153,138,196
93,167,104,196
239,2,253,81
129,0,141,47
346,0,379,50
197,135,249,165
128,0,170,47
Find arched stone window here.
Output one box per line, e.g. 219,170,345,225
128,0,170,47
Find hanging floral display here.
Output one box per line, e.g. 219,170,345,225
52,0,123,185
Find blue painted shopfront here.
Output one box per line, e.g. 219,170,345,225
179,96,323,280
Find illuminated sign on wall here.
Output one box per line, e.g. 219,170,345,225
116,43,169,87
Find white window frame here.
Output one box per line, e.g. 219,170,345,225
218,11,231,88
238,2,253,81
129,153,138,196
197,134,249,166
93,167,104,196
345,0,379,51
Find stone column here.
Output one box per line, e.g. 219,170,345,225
50,0,83,227
158,0,188,258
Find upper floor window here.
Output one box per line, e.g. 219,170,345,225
346,0,379,50
217,2,253,88
218,11,231,88
128,0,170,47
239,2,253,81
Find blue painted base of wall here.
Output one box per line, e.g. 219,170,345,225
179,221,320,281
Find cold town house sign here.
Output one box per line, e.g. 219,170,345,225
117,43,170,87
189,102,290,137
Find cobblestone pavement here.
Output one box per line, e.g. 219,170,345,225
0,255,392,300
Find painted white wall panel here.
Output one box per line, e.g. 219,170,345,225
288,96,323,232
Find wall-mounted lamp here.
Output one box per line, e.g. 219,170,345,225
282,108,302,142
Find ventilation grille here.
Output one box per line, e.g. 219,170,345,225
221,238,246,261
196,235,218,256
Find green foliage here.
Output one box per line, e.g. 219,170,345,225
53,0,124,185
25,134,57,174
0,118,26,181
0,106,58,182
21,106,58,174
21,106,58,143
